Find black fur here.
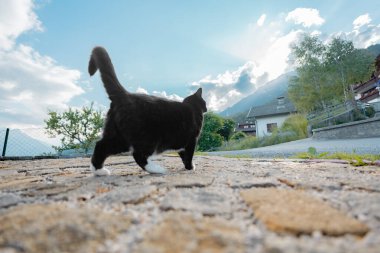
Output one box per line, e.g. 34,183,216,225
89,47,207,173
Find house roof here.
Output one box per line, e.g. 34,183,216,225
247,95,296,118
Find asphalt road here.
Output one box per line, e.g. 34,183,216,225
208,137,380,158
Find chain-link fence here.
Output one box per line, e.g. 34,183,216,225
0,128,59,159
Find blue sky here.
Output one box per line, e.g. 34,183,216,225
1,0,380,129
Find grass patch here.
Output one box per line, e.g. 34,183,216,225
165,151,208,157
194,151,208,156
218,136,260,151
221,154,252,159
292,147,380,166
164,152,180,157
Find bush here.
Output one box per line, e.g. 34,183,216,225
197,113,236,151
230,131,247,140
197,131,224,151
364,106,375,118
280,114,308,139
218,136,259,151
353,109,366,121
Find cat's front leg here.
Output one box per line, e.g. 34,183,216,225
179,140,196,170
133,151,167,174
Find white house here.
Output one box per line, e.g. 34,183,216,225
351,55,380,115
247,96,296,138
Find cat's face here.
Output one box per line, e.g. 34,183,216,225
185,88,207,113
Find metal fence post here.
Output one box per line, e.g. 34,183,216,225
2,128,9,157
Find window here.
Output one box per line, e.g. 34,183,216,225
267,123,277,133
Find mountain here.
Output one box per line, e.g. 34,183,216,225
367,44,380,57
220,72,295,118
0,129,56,157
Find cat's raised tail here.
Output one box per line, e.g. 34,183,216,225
88,46,127,100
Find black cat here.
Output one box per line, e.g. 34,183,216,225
88,47,207,175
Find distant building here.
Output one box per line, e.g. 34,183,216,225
351,78,380,103
246,95,297,138
235,120,256,136
351,54,380,104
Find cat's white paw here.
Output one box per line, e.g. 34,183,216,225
145,161,167,174
90,163,111,176
94,168,111,176
192,162,196,170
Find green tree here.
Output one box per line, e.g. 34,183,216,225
217,118,235,141
289,35,373,113
325,38,372,101
202,112,224,133
45,103,104,154
289,35,331,112
197,112,230,151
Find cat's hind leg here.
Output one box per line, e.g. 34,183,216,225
133,151,167,174
91,137,127,176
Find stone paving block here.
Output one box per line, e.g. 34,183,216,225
95,185,157,204
134,212,245,253
152,174,214,188
227,177,278,189
0,203,131,253
240,188,369,236
160,188,233,215
0,193,23,208
21,183,81,197
0,176,42,191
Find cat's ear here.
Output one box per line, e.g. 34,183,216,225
195,88,202,97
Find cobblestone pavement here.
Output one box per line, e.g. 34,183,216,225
210,137,380,158
0,155,379,253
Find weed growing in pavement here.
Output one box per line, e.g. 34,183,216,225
293,147,380,166
221,154,252,159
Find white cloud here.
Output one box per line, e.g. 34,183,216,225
136,87,148,94
254,29,302,80
344,25,380,48
0,81,17,90
311,30,322,37
286,8,325,28
0,0,84,128
152,91,183,101
0,45,83,127
135,87,183,101
332,15,380,48
257,14,266,27
191,62,269,112
0,0,42,50
353,14,371,29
